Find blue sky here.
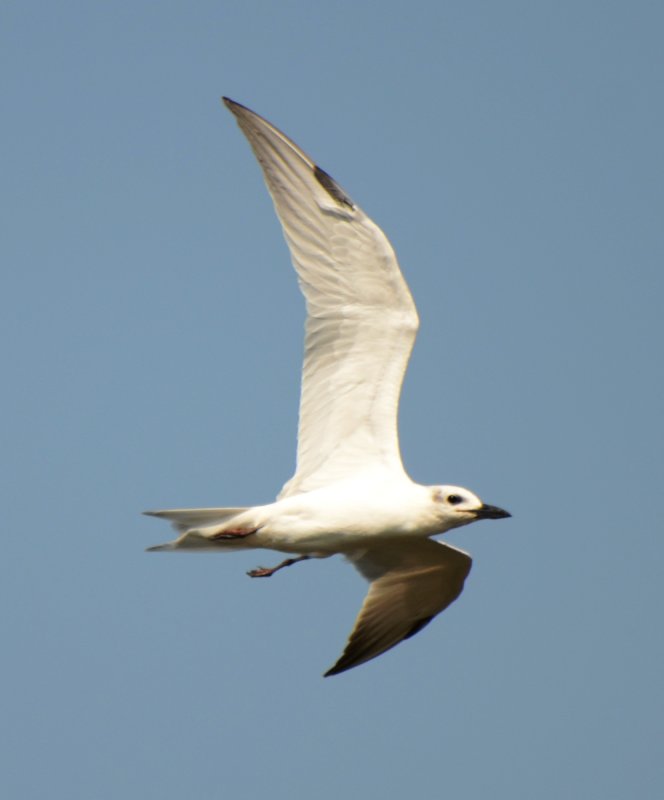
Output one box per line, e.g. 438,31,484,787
2,1,662,798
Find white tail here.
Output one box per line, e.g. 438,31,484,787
144,506,254,552
143,507,249,532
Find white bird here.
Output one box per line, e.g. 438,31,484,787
146,98,510,677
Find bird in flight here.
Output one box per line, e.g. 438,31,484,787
146,98,510,676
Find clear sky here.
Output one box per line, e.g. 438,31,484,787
2,1,662,798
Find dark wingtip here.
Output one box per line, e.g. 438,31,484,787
222,97,249,114
314,165,355,209
323,652,361,677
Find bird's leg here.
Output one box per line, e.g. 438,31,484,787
247,555,310,578
210,527,259,540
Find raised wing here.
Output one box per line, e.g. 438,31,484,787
224,99,419,497
325,539,472,676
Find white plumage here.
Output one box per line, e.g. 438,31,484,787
146,98,510,676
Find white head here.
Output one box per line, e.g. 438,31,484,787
431,484,511,532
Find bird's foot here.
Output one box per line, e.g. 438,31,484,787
247,566,277,578
247,555,310,578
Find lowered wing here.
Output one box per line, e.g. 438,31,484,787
325,538,472,676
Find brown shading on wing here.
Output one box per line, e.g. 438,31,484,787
325,539,472,676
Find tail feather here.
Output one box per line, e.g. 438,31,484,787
144,506,255,552
146,532,236,552
145,541,177,552
143,507,249,533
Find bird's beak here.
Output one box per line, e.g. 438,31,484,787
474,504,511,520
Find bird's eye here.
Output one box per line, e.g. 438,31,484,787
447,494,464,505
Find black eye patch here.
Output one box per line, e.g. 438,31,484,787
447,494,464,505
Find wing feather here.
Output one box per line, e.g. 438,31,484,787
325,539,472,676
224,99,419,497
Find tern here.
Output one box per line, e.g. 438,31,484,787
146,98,510,676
